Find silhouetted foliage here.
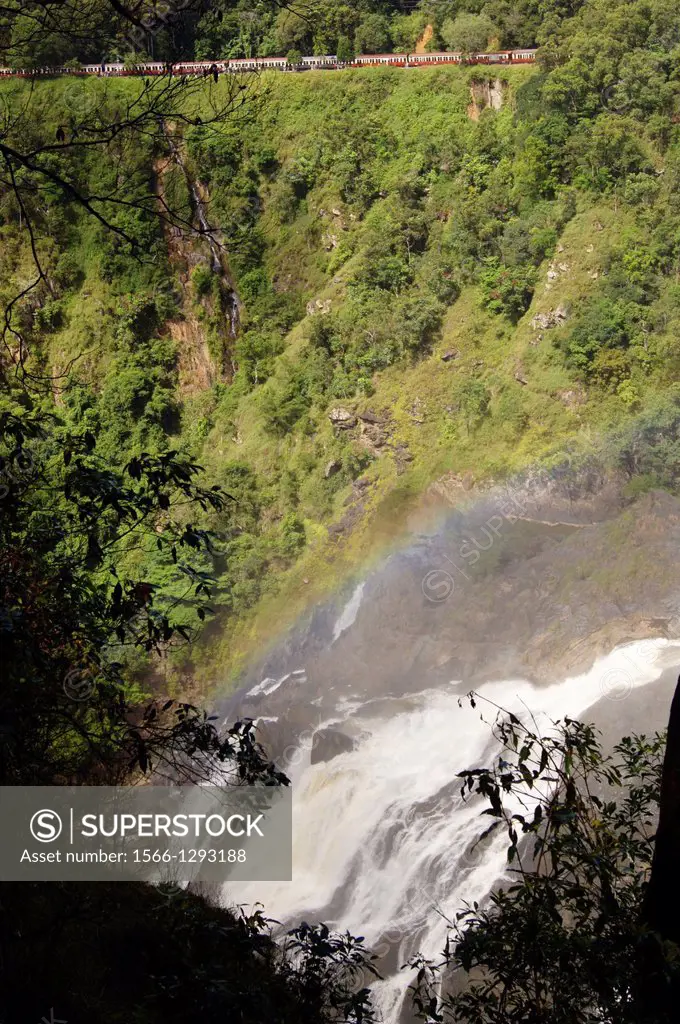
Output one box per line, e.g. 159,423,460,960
409,693,680,1023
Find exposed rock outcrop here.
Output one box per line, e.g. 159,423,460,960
468,78,506,120
307,298,332,316
154,128,241,393
310,728,355,764
329,407,357,429
531,305,568,330
358,421,389,452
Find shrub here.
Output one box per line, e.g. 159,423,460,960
564,298,635,372
191,264,213,298
480,258,535,321
457,378,491,434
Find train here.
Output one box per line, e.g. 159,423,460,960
0,50,537,78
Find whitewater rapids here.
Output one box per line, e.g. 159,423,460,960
225,636,680,1022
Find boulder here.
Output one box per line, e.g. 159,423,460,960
359,422,388,449
441,349,460,363
324,459,341,479
328,407,357,428
306,298,332,316
557,387,586,409
531,305,568,330
310,728,355,765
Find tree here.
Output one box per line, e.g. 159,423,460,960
409,693,680,1023
0,405,289,787
643,675,680,948
441,12,495,53
354,13,392,55
480,258,535,321
336,33,355,63
275,7,311,55
458,378,491,433
0,876,381,1023
391,11,428,52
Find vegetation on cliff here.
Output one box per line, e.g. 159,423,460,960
409,698,680,1023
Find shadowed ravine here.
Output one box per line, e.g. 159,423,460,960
219,477,680,1022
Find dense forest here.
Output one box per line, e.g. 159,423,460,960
10,0,557,65
5,0,680,1019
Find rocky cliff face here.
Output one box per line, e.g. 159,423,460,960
467,77,506,120
155,132,241,393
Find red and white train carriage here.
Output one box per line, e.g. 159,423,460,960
0,49,537,78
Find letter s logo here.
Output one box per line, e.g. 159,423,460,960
30,809,63,843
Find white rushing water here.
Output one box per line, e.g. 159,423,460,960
226,638,680,1022
332,582,366,644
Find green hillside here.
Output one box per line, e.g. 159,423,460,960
181,64,677,680
5,2,680,688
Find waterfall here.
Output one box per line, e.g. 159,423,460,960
225,638,680,1022
162,122,241,337
332,582,365,643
